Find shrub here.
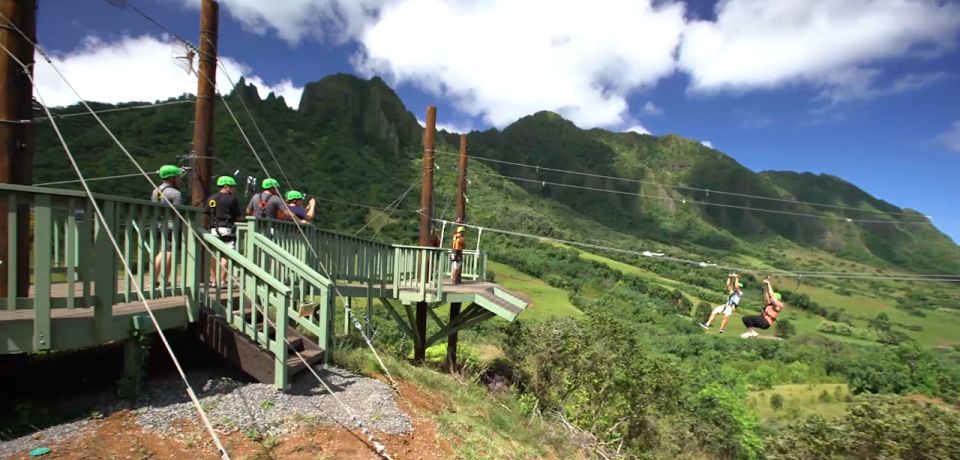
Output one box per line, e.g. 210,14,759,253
770,393,784,411
818,390,832,403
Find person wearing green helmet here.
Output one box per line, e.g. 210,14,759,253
741,277,785,338
284,190,316,223
150,164,183,287
700,274,744,333
206,175,242,285
245,177,287,220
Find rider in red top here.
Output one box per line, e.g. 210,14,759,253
741,278,784,338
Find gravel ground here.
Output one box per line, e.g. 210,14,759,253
0,364,411,458
0,419,96,459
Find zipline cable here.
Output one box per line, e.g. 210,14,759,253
470,170,929,225
433,218,960,283
0,34,231,460
435,149,930,221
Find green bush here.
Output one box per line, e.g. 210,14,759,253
770,393,784,411
767,395,960,459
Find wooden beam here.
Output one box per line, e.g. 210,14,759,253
0,0,36,297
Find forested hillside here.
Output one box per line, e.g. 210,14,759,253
32,73,960,459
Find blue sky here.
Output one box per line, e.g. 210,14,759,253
36,0,960,243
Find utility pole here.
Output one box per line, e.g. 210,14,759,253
0,0,36,297
190,0,218,208
448,134,468,369
415,106,436,363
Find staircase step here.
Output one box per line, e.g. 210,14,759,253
284,334,304,352
287,347,324,376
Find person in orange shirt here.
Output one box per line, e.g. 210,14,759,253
741,278,785,338
451,226,466,284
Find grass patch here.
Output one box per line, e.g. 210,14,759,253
748,384,850,422
334,348,574,458
488,261,582,320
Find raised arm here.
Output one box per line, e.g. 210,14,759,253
763,278,774,303
726,274,734,294
305,197,316,221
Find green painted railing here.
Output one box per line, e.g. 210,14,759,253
393,245,445,299
439,249,488,282
0,184,203,351
240,218,395,291
245,231,333,351
0,184,488,359
201,234,293,388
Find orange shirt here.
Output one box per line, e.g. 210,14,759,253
452,234,466,251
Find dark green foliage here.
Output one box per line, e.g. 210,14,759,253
767,396,960,460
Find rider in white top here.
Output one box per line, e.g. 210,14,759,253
700,274,743,333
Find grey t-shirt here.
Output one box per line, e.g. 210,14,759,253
151,183,183,206
246,192,285,220
151,183,182,231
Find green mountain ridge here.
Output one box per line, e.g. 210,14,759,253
32,73,960,275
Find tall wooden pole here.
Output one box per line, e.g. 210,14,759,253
0,0,36,297
190,0,218,208
415,106,436,363
447,134,468,369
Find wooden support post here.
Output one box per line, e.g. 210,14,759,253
447,302,461,369
448,134,468,368
0,0,36,298
415,106,436,363
190,0,218,209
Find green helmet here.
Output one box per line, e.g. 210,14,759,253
261,178,280,190
158,165,182,179
774,292,782,301
216,176,237,187
285,190,304,201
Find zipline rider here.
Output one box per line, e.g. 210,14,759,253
246,178,286,220
151,164,184,287
207,176,242,285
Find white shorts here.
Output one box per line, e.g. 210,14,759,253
712,304,735,317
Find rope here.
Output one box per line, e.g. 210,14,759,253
470,170,929,225
355,172,424,237
36,171,158,186
435,150,931,220
199,70,402,458
18,19,395,459
35,99,196,121
0,32,231,460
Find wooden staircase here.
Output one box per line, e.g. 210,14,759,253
194,305,325,387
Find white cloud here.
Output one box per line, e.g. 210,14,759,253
701,140,713,148
679,0,960,101
642,101,664,115
625,124,650,135
416,118,473,135
940,120,960,153
173,0,394,44
355,0,685,128
34,35,302,109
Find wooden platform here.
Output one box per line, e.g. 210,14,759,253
0,279,201,354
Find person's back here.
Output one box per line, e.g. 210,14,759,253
246,190,285,219
208,191,241,233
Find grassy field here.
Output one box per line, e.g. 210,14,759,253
551,243,710,307
488,260,582,320
748,384,850,422
769,276,960,348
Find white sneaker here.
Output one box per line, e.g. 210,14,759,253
699,323,710,329
740,331,753,338
751,330,760,337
